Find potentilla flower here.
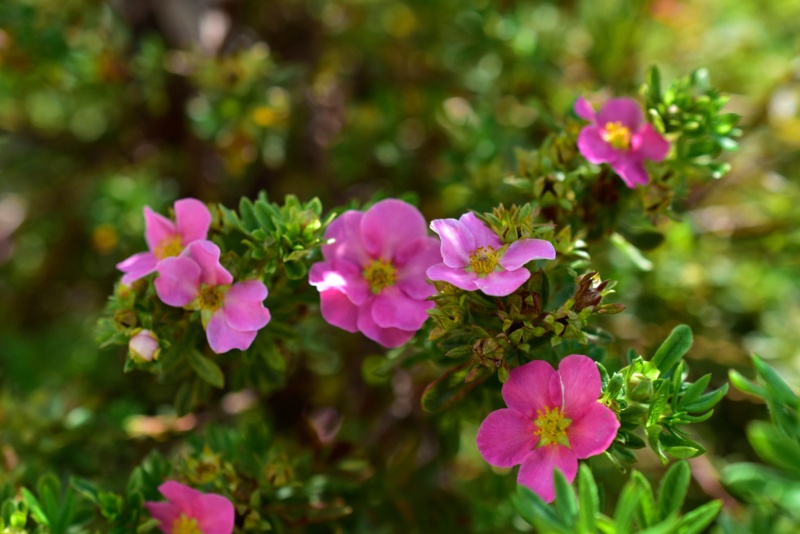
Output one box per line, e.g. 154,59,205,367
117,198,211,286
426,212,555,297
155,240,271,354
308,199,441,348
476,355,620,503
129,329,160,363
575,97,670,188
145,480,234,534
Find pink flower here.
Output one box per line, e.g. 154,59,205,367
575,97,670,188
308,199,441,348
426,212,555,297
476,355,619,503
117,198,211,286
155,240,271,354
145,480,234,534
129,329,160,362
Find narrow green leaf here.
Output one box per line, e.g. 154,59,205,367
652,325,693,373
631,471,657,527
187,350,224,389
577,465,599,533
678,374,711,409
21,488,49,526
675,500,722,534
752,355,798,407
656,461,691,520
553,469,577,526
614,479,642,532
682,383,728,413
512,486,570,533
421,364,485,413
728,370,766,399
747,421,800,473
238,198,259,231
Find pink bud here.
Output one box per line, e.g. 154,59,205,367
129,329,160,363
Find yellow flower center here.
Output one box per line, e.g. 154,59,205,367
534,406,572,448
172,514,203,534
469,246,499,275
602,121,632,150
154,234,183,260
363,259,397,294
199,284,225,312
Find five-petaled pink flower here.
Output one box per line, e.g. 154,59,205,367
476,355,619,503
117,198,211,286
308,199,441,348
155,240,271,354
426,212,555,297
575,97,670,188
145,480,234,534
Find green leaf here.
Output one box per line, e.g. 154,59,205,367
752,355,798,407
747,421,800,473
421,364,484,413
646,65,662,103
187,350,224,389
70,478,99,505
513,486,570,533
652,325,693,373
577,465,598,533
682,383,728,413
678,374,711,408
283,259,308,280
657,461,691,520
239,198,259,231
631,471,657,527
21,488,49,526
728,370,766,399
614,479,642,532
675,500,722,534
553,469,577,527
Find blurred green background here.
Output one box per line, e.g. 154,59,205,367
1,0,800,530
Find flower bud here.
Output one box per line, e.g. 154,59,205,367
129,329,160,363
628,372,654,402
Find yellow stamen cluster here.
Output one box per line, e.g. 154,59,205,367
534,406,572,448
363,259,397,294
602,121,632,150
469,246,499,275
154,234,183,260
172,514,202,534
199,285,224,312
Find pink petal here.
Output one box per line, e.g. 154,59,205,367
476,409,539,467
429,218,473,268
474,269,530,297
574,97,596,122
357,299,415,348
517,445,578,503
308,259,370,305
319,289,359,333
322,210,369,265
117,251,158,285
196,494,235,534
395,236,441,299
174,198,211,244
222,280,271,331
499,239,556,271
159,481,203,513
361,199,427,260
597,97,643,131
155,256,201,307
145,502,180,533
567,402,620,459
184,241,233,286
426,263,478,291
502,360,557,419
144,206,178,252
206,310,258,353
460,212,503,249
371,286,432,331
557,355,602,415
632,123,670,162
611,156,650,188
577,126,618,164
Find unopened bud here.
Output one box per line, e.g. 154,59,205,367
628,372,654,402
129,329,160,363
